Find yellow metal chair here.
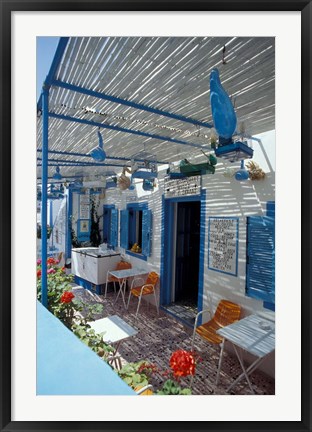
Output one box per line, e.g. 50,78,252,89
104,260,132,298
135,384,154,395
127,271,159,319
192,299,241,385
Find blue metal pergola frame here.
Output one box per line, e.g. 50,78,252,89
38,36,214,307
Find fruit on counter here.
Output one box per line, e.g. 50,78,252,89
130,243,142,253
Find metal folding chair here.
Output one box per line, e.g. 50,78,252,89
191,299,241,385
126,271,159,319
104,260,132,298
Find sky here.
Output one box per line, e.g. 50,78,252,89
36,37,60,100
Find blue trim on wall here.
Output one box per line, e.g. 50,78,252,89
74,275,103,295
103,204,115,246
160,196,166,305
160,197,175,305
126,202,148,211
160,192,206,313
164,195,201,203
126,250,148,261
125,202,149,261
197,190,206,316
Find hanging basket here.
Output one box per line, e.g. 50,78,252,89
215,140,253,162
179,155,216,176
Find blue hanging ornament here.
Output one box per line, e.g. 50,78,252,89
235,160,249,181
89,129,106,162
210,68,237,143
53,166,62,180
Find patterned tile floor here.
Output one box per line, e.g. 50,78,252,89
73,286,275,396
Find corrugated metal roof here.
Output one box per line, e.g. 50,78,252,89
37,36,275,180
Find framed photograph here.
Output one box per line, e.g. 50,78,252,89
2,1,311,431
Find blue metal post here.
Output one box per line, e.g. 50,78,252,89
65,189,73,260
36,148,167,165
49,199,54,249
41,87,49,307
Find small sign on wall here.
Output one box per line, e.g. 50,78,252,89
77,219,91,241
79,194,90,219
164,175,201,198
208,217,239,276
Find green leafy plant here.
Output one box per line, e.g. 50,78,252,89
79,302,105,325
69,216,81,248
36,257,115,364
53,290,81,328
71,323,114,357
90,195,101,247
156,379,191,395
37,257,103,329
118,361,157,390
37,257,75,311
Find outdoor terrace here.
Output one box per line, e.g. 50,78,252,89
73,285,275,396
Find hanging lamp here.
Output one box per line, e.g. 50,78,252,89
235,160,249,181
130,144,158,181
53,166,63,180
210,68,254,162
89,129,106,162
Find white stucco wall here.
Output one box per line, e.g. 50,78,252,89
67,134,276,377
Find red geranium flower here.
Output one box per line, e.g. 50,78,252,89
137,362,158,376
169,350,196,378
60,291,75,304
47,257,59,266
37,269,42,278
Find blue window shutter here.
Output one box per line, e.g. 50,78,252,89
266,201,275,217
142,209,152,257
120,210,129,249
110,208,118,247
246,216,275,303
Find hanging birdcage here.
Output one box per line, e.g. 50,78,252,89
215,140,253,162
130,151,158,180
104,171,118,189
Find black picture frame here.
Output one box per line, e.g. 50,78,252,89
1,1,311,431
